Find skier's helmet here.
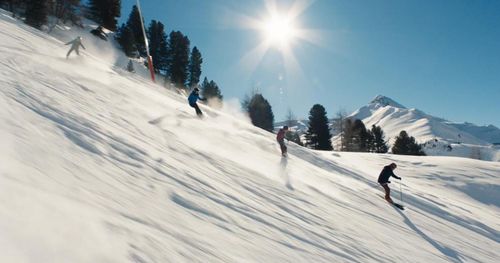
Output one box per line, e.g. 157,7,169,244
194,87,200,92
390,163,397,169
283,126,289,130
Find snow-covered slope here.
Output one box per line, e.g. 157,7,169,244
1,9,499,262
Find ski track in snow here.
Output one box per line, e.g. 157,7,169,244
1,8,499,263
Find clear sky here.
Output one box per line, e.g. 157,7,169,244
119,0,500,127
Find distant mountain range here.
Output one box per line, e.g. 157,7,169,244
276,95,500,161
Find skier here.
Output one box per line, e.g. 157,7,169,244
277,126,289,157
90,26,108,41
378,163,402,204
188,87,207,117
65,36,86,58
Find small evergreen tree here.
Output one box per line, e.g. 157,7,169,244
351,119,370,152
147,20,168,73
247,93,274,132
392,130,426,155
126,59,135,72
188,46,203,88
241,90,256,112
341,118,354,151
116,23,137,57
200,77,223,101
166,31,190,88
49,0,80,24
305,104,333,150
124,5,145,55
371,125,389,153
25,0,48,29
88,0,120,31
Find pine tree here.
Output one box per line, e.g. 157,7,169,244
247,93,274,132
166,31,190,88
305,104,333,150
127,59,135,72
49,0,80,24
188,46,203,88
2,0,26,16
392,130,426,155
25,0,48,29
116,23,137,57
124,5,145,55
371,125,388,153
88,0,120,31
147,20,168,73
201,77,223,101
241,89,256,112
341,119,354,151
351,119,371,152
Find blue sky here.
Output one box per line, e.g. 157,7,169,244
119,0,500,126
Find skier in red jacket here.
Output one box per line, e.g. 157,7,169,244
277,126,289,157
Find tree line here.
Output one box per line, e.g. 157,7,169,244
116,5,223,100
242,93,425,156
0,0,120,30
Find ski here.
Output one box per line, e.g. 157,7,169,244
380,195,405,210
393,203,405,210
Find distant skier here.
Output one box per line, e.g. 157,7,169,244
378,163,402,204
90,26,108,41
188,87,207,117
277,126,289,157
65,36,85,58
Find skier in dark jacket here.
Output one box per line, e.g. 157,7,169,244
378,163,401,204
65,36,85,58
90,26,108,41
277,126,289,157
188,87,207,117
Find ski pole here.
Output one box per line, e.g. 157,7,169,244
399,180,403,206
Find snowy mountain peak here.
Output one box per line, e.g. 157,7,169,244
369,95,406,109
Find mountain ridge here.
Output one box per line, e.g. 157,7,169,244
277,95,500,161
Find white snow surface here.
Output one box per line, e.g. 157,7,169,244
1,9,499,263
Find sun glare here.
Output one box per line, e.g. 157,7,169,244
234,0,323,84
263,15,296,48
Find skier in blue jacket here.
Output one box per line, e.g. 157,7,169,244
188,87,207,117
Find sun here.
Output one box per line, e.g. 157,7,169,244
234,0,323,82
263,14,297,48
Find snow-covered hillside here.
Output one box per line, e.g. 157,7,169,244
1,9,499,263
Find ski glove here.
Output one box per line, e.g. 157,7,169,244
396,176,402,180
